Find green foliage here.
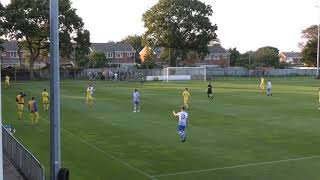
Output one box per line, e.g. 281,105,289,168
301,38,317,67
254,46,280,68
142,0,217,66
74,29,91,67
235,52,254,69
0,2,3,36
88,52,107,68
228,47,241,66
122,35,143,64
78,56,90,68
301,25,318,67
1,0,90,79
235,47,280,68
300,25,318,48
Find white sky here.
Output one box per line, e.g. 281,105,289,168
1,0,319,53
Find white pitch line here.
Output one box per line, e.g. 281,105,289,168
61,128,154,179
40,120,153,179
152,155,320,178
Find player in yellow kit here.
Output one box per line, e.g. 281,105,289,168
42,89,49,111
260,77,265,93
28,97,39,125
16,91,26,120
86,84,94,107
5,75,10,89
182,88,190,109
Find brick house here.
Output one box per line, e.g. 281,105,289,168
91,42,136,65
0,41,23,67
139,44,229,67
279,52,302,64
0,41,47,69
139,46,162,64
197,44,229,66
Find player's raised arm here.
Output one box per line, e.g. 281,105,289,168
173,111,178,116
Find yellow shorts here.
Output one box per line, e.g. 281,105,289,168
17,104,24,111
87,96,93,101
43,100,49,104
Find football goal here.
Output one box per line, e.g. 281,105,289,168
163,67,207,82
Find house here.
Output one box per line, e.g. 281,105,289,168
139,44,229,66
91,42,136,65
197,44,229,66
279,52,302,64
0,41,23,67
0,41,47,69
139,47,162,64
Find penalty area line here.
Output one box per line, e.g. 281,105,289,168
151,155,320,178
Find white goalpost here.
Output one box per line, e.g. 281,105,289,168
163,67,207,82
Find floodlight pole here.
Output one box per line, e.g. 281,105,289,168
0,53,4,180
50,0,61,180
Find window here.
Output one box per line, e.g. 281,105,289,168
2,52,6,57
106,52,113,58
10,51,18,58
127,52,132,57
213,54,220,60
115,52,123,58
223,54,228,59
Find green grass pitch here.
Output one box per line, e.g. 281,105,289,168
2,78,320,180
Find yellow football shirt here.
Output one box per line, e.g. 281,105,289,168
182,91,190,101
42,91,49,102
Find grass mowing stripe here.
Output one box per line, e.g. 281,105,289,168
40,119,154,179
152,155,320,178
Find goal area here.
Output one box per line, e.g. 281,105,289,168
163,67,206,82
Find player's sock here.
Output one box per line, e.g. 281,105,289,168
181,132,186,142
179,132,185,140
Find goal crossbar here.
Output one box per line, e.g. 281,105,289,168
163,67,206,82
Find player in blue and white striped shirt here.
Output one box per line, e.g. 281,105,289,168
133,89,140,112
173,106,189,142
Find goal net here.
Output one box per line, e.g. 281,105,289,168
163,67,206,82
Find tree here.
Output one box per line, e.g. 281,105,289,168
88,52,107,68
254,46,280,68
228,48,241,67
300,25,318,67
142,0,217,66
74,29,91,67
235,52,254,69
300,25,318,48
2,0,90,79
122,35,143,64
0,2,4,51
301,38,317,66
